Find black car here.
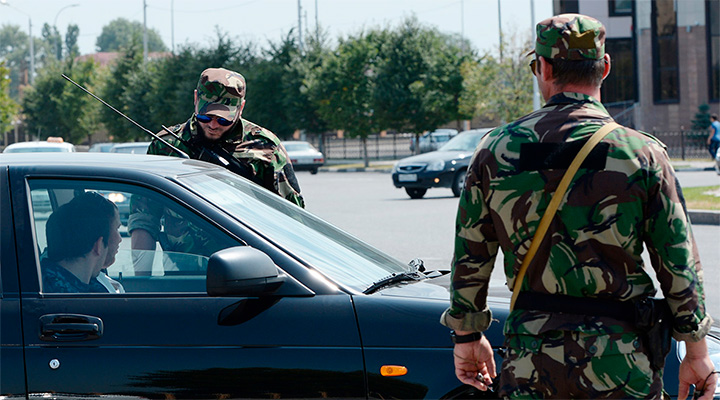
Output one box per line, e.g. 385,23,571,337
393,128,492,199
0,153,714,399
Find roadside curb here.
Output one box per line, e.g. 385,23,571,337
320,166,393,173
688,210,720,226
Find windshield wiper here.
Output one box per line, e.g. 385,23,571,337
364,259,427,294
363,271,424,294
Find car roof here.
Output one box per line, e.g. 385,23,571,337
0,153,223,177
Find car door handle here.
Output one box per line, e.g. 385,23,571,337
39,314,103,342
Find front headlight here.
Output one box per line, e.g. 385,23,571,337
426,159,445,171
677,332,720,397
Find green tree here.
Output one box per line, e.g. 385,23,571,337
96,18,167,53
0,24,32,99
99,41,145,141
374,18,468,135
309,32,382,166
692,103,712,130
459,32,534,125
0,61,20,136
22,58,102,143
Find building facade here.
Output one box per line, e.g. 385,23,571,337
554,0,720,132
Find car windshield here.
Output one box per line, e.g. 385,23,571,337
284,142,313,152
178,171,411,292
438,132,486,151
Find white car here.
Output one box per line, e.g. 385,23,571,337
109,142,152,154
283,141,325,174
3,140,76,153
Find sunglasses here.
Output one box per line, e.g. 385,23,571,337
196,114,233,126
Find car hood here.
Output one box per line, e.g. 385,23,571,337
397,150,474,165
353,276,509,348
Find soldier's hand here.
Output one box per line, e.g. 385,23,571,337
678,339,717,400
453,335,496,391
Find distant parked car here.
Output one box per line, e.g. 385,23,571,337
283,141,325,174
410,129,459,154
3,140,76,153
88,142,116,152
393,128,492,199
109,142,152,154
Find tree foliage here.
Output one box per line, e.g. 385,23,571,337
96,18,167,53
0,61,19,134
459,32,534,125
692,103,712,130
22,58,102,143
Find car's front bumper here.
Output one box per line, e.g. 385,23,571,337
392,170,455,189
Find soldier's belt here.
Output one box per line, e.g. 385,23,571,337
515,291,635,323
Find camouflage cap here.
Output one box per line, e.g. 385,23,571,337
534,14,605,60
196,68,246,120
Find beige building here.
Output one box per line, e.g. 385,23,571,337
553,0,720,132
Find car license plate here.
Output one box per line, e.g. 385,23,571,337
398,174,417,182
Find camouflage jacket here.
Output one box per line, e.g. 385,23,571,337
440,92,712,343
148,115,305,208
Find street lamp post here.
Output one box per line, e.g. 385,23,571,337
54,3,79,60
0,0,34,85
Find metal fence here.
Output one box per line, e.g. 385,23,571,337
652,130,713,160
309,133,416,160
304,129,714,161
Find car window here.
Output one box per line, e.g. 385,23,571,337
28,179,241,294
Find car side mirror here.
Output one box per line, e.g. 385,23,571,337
206,247,284,296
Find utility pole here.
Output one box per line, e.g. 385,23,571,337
171,0,175,54
497,0,503,62
143,0,148,63
531,0,540,110
297,0,304,51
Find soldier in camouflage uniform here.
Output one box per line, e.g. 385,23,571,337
128,68,303,273
145,67,304,207
440,14,716,399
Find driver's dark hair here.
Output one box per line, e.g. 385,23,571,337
545,56,606,88
46,191,117,262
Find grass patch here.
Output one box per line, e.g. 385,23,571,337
683,186,720,210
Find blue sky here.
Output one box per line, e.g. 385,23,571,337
0,0,553,56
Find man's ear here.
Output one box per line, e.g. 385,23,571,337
238,99,246,118
539,56,554,81
91,236,105,256
601,53,611,80
194,90,199,114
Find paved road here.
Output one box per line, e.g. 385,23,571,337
299,170,720,317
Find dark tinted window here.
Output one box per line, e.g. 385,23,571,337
709,0,720,102
610,0,632,16
603,39,637,104
652,0,680,102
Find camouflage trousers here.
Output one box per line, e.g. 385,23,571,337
498,330,664,399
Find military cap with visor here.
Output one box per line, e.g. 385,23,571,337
196,68,246,121
532,13,606,61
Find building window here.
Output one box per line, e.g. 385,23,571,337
558,0,579,14
708,0,720,102
603,39,636,104
609,0,632,16
652,0,680,103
